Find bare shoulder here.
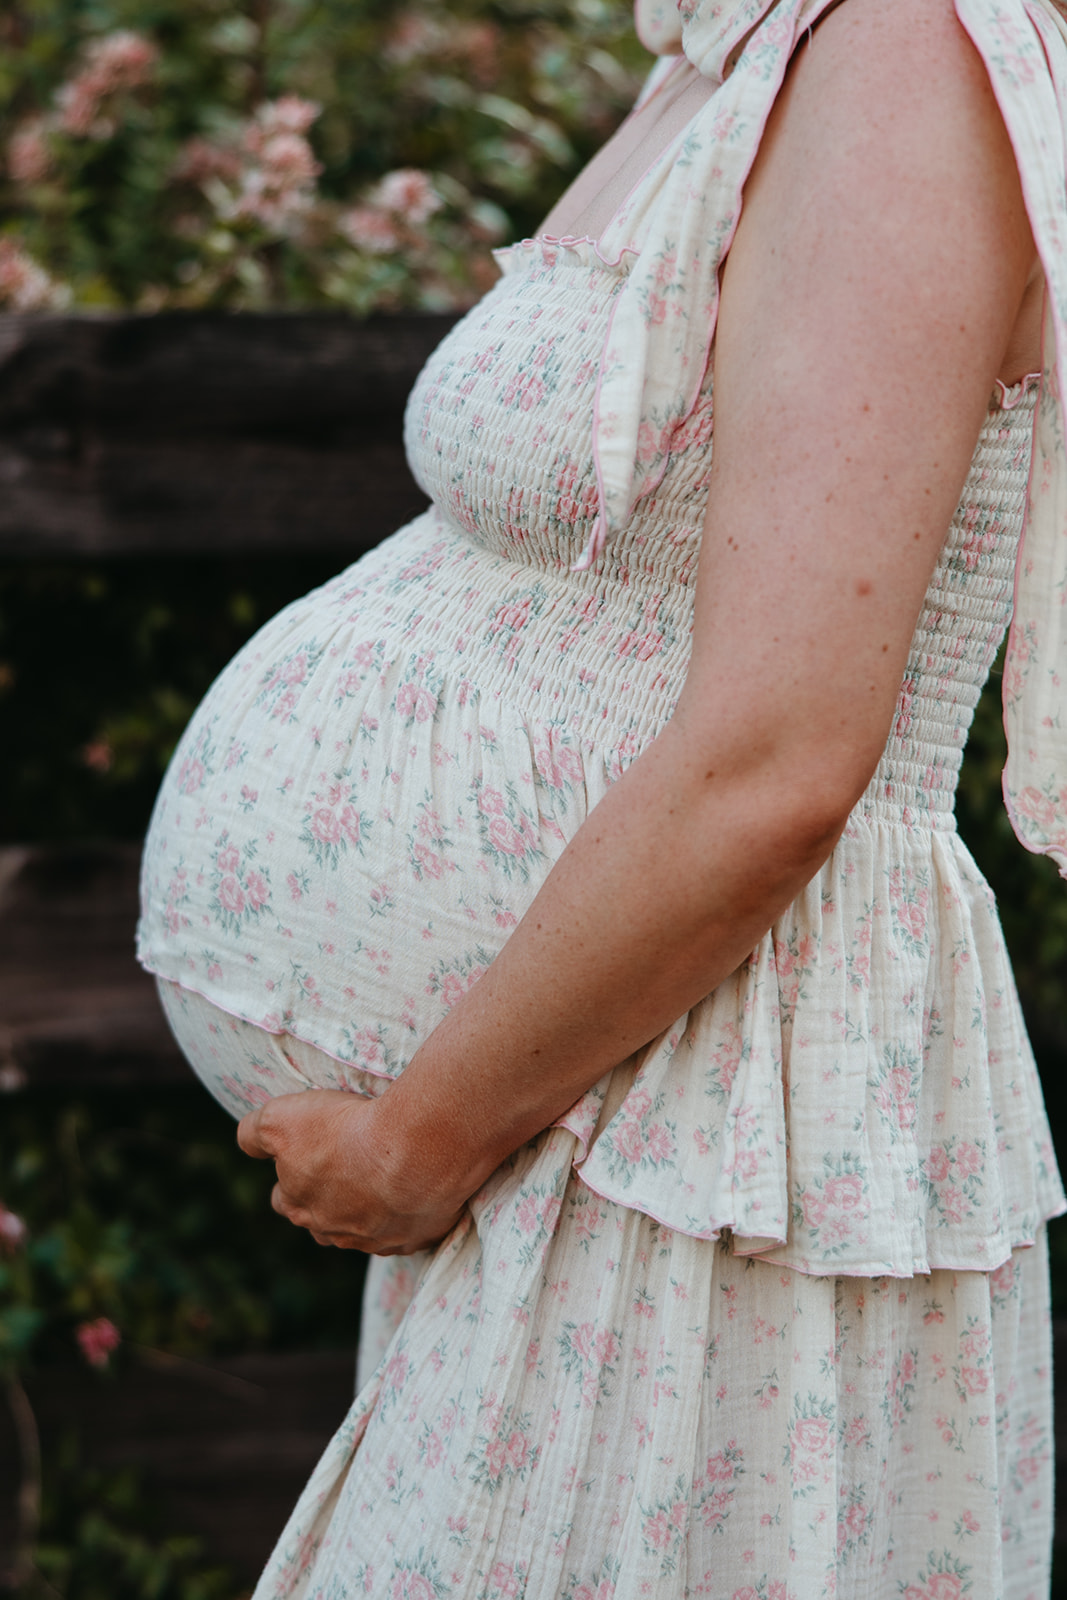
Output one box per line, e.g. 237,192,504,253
748,0,1034,260
770,0,1041,377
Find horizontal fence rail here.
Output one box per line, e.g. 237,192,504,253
0,311,458,557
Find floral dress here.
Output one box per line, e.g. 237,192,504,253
137,2,1067,1596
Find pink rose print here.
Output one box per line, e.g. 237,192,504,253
390,1573,435,1600
960,1364,988,1396
1014,785,1056,831
845,1502,867,1537
793,1417,830,1455
301,776,370,868
926,1577,962,1600
217,874,246,915
613,1120,645,1164
244,870,269,909
954,1141,981,1179
396,681,437,723
926,1147,950,1184
822,1173,863,1211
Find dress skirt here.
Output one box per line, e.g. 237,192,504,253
158,979,1055,1600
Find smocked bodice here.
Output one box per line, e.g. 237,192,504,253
404,240,1037,828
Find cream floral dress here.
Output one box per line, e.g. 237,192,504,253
138,2,1067,1596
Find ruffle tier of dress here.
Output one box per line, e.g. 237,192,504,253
138,241,1065,1280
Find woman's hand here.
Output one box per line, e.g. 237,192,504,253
236,1088,471,1255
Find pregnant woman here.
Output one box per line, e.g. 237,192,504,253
138,0,1067,1594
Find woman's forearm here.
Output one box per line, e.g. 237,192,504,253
371,712,849,1205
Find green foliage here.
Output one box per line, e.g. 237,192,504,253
0,1087,363,1380
30,1448,237,1600
956,653,1067,1053
0,555,342,841
0,0,644,311
1,1084,362,1594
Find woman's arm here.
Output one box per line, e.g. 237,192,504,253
238,0,1036,1252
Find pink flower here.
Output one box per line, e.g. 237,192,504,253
490,1562,520,1598
260,131,319,185
960,1364,988,1396
391,1573,435,1600
954,1141,982,1178
82,739,113,773
845,1501,867,1536
494,598,531,633
925,1146,950,1184
256,95,320,137
0,1205,27,1255
339,804,362,845
395,682,436,722
645,1122,675,1164
178,755,205,794
801,1189,827,1228
1014,785,1056,831
643,1509,674,1550
76,1316,121,1368
487,815,525,856
706,1448,737,1482
0,237,69,311
8,119,52,184
384,1350,410,1392
823,1173,864,1211
896,902,927,941
217,874,246,914
216,843,240,874
341,206,401,254
613,1120,645,1164
375,168,442,224
793,1416,830,1454
244,870,269,909
595,1329,620,1366
56,31,158,138
990,1259,1016,1297
311,806,342,845
927,1577,962,1600
413,842,445,879
172,136,242,185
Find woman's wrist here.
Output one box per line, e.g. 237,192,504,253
367,1065,505,1215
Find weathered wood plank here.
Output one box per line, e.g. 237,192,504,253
0,311,458,556
0,843,188,1089
0,1349,359,1588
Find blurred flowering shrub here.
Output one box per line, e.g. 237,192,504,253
0,1088,363,1595
0,0,643,312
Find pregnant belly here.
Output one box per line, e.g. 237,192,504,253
155,976,396,1118
137,516,635,1102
